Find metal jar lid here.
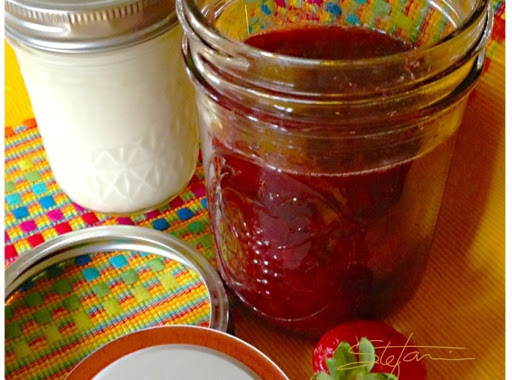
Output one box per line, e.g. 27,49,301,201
5,225,230,332
5,0,178,52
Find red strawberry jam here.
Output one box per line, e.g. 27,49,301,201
204,26,457,336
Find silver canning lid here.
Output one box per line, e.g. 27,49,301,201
5,0,178,52
5,225,229,332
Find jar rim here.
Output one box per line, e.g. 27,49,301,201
178,0,491,67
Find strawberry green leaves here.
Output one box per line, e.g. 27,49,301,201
311,338,399,380
326,342,356,378
358,337,376,372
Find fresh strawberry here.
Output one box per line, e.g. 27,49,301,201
312,321,427,380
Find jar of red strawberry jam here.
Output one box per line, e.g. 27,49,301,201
177,0,493,336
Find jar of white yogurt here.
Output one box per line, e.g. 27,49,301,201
5,0,199,214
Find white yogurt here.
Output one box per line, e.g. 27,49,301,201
14,26,198,214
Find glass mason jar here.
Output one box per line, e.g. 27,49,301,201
5,0,199,214
178,0,493,336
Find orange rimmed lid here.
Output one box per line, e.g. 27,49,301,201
65,325,290,379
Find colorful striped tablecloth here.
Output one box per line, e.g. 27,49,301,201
5,120,217,379
4,1,505,378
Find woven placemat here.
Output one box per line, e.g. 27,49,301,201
4,118,217,380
